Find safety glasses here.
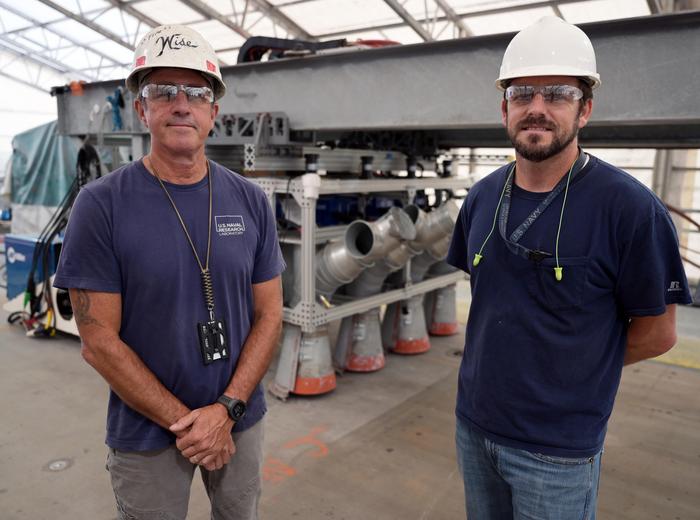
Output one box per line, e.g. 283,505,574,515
140,84,215,105
505,85,583,105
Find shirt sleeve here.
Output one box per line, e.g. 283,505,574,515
616,207,692,316
53,187,122,293
251,189,286,284
446,196,471,274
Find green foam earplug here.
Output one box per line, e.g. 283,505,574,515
554,267,563,282
473,253,483,267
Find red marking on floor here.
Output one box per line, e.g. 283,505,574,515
282,425,329,458
262,457,297,483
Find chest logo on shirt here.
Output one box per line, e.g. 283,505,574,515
215,215,245,237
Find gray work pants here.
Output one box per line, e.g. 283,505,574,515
106,419,264,520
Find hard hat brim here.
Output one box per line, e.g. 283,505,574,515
496,66,601,91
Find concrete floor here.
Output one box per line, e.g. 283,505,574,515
1,303,699,519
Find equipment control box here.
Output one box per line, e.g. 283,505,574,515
4,234,61,300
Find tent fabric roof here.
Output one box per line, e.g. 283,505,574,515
0,0,659,92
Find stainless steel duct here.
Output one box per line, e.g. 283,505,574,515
405,199,459,252
409,234,452,283
336,202,459,369
344,242,417,297
345,201,459,297
315,207,415,299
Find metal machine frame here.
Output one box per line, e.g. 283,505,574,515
256,174,469,333
54,12,700,148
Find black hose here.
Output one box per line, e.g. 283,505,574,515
20,142,102,332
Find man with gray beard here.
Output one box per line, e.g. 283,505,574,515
446,16,690,520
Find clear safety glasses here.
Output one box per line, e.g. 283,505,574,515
140,84,215,105
505,85,584,106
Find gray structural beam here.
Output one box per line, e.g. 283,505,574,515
0,1,125,70
103,0,159,46
54,12,700,148
0,37,93,80
215,11,700,148
317,0,583,39
646,0,662,13
247,0,315,40
434,0,472,38
383,0,433,41
551,4,565,17
178,0,252,39
36,0,135,51
0,69,51,94
104,0,159,28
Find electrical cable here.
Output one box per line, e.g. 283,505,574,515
12,140,102,335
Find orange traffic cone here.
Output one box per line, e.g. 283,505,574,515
293,327,336,395
336,308,385,372
425,284,459,336
382,296,431,355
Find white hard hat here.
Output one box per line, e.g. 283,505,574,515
126,25,226,99
496,16,601,91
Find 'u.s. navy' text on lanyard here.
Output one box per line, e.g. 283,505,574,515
497,152,587,260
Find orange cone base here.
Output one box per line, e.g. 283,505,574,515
430,322,459,336
346,353,386,372
292,374,336,395
392,337,431,355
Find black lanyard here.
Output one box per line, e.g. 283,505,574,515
147,158,229,365
497,151,587,261
150,159,217,319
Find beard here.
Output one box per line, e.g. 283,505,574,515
507,113,579,163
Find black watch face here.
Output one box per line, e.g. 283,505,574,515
231,401,246,420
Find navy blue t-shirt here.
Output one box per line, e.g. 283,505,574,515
446,154,691,458
54,159,285,451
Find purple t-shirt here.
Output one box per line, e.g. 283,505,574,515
54,159,285,451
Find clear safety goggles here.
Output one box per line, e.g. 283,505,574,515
505,85,584,105
140,84,215,105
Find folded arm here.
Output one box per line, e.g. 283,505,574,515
624,304,677,365
70,288,190,430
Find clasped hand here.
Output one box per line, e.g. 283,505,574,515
170,404,235,471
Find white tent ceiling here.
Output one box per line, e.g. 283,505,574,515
0,0,666,92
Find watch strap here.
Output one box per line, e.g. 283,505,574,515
217,395,246,421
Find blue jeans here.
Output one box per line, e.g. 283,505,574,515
455,416,602,520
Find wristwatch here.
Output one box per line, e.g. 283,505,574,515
217,395,247,422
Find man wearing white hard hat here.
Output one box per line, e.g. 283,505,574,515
446,16,690,519
54,25,284,519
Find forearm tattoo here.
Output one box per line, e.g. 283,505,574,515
73,289,100,327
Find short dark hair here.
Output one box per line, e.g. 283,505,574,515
579,79,593,103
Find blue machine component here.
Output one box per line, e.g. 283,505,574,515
363,196,403,221
316,196,360,226
4,235,61,300
411,191,430,210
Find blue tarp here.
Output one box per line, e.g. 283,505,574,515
10,120,77,206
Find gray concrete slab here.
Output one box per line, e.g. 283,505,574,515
0,309,699,519
599,362,700,519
